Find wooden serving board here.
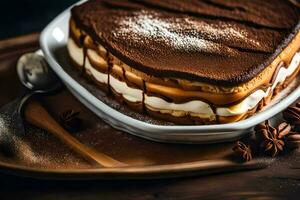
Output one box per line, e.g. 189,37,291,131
0,33,292,181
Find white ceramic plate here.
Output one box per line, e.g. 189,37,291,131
40,0,300,143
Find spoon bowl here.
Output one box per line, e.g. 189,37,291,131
17,52,61,92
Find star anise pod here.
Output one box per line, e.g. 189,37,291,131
59,109,82,132
232,141,252,162
283,102,300,131
255,121,291,157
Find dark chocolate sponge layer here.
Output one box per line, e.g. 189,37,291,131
71,0,300,85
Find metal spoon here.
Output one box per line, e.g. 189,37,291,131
17,51,61,93
1,51,61,134
0,51,127,167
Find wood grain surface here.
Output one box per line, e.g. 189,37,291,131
0,34,299,199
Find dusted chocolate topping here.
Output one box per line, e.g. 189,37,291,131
71,0,300,85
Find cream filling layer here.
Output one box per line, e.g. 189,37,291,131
67,38,300,118
144,96,214,118
68,38,84,66
110,68,144,103
85,58,108,84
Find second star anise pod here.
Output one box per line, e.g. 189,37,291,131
255,121,291,157
283,102,300,131
59,109,82,132
232,141,252,162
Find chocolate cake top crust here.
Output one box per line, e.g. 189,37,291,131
71,0,300,85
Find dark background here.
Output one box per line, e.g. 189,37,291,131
0,0,78,39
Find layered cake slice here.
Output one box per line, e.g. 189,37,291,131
68,0,300,124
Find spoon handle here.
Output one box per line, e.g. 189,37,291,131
24,99,127,168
